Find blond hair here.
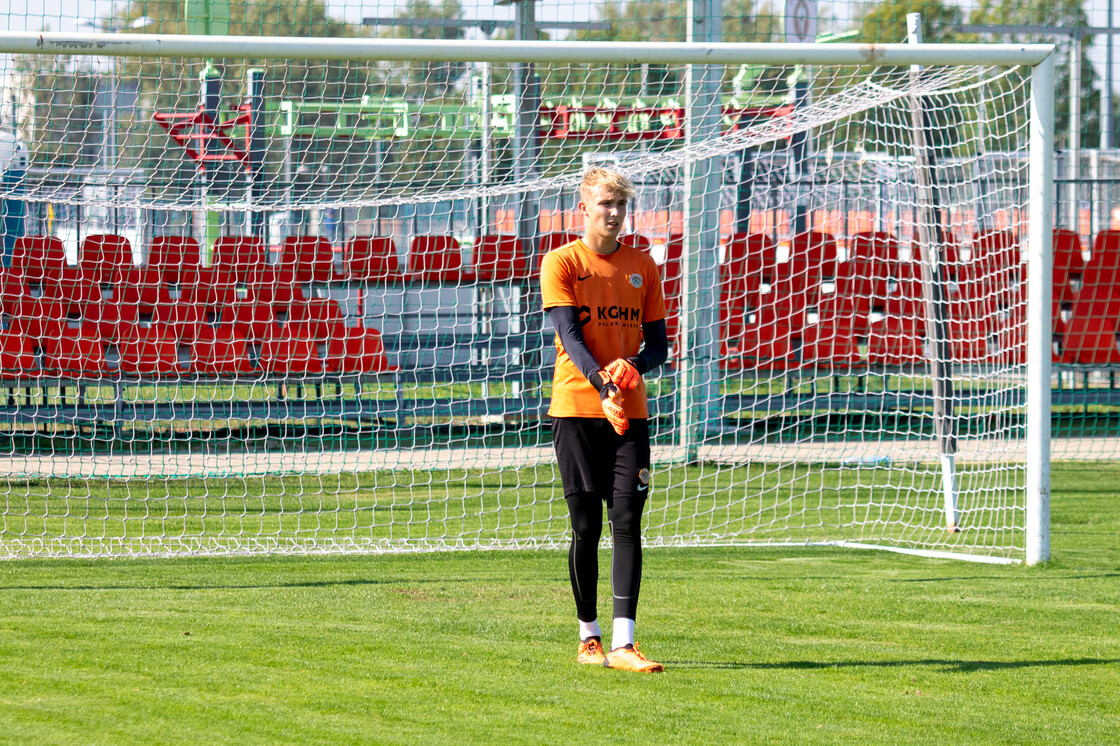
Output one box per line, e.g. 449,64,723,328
580,167,636,203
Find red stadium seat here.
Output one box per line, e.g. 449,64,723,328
1052,229,1085,292
147,236,202,285
868,318,925,367
781,231,838,295
80,234,134,284
946,318,991,363
320,322,396,374
0,329,34,373
474,235,531,282
281,236,335,283
734,307,799,370
118,266,172,307
117,325,184,377
259,326,324,375
345,237,402,283
191,325,252,376
213,237,266,282
287,298,344,340
181,265,240,307
1071,286,1120,323
620,234,652,253
43,329,106,374
1061,317,1120,365
10,236,68,284
83,302,140,344
229,302,280,342
50,265,104,310
10,297,66,342
0,273,29,314
724,232,778,287
849,231,899,263
248,266,299,306
408,235,466,283
801,319,863,369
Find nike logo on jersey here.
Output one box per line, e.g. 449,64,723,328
577,273,592,281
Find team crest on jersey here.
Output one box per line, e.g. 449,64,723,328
629,274,642,288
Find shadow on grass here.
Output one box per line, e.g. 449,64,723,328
665,658,1120,672
0,576,513,592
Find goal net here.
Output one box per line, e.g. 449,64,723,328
0,35,1053,562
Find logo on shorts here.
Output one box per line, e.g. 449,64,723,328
638,468,651,485
629,274,643,288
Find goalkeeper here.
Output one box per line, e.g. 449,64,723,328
540,167,669,673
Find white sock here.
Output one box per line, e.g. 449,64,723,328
579,619,602,641
612,618,635,650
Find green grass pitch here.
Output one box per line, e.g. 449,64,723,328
0,462,1117,744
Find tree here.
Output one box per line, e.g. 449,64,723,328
858,0,966,44
967,0,1100,149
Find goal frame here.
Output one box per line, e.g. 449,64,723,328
0,33,1056,564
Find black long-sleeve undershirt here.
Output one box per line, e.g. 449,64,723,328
546,306,669,393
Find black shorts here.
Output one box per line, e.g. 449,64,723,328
551,417,651,500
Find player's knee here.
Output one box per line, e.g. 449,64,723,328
567,494,603,543
608,501,644,543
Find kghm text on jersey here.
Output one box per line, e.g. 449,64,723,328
597,306,642,322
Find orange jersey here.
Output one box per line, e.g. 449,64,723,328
541,239,667,419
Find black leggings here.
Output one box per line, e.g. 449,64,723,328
567,491,646,622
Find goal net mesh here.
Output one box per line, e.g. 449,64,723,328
0,48,1034,560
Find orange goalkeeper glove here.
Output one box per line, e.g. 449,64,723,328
599,380,629,435
604,358,641,390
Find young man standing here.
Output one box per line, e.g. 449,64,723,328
539,168,670,673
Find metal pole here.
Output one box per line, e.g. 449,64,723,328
247,68,266,239
1070,37,1081,232
908,13,958,533
14,33,1056,67
513,0,540,248
1106,0,1114,150
1026,53,1055,565
680,0,723,459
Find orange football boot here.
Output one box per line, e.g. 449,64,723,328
577,637,607,666
604,643,664,673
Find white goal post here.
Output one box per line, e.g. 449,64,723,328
0,33,1054,563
